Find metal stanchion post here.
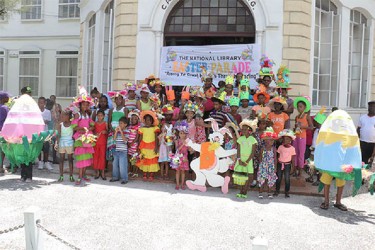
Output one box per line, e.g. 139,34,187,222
24,206,43,250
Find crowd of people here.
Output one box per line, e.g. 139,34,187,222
0,57,374,209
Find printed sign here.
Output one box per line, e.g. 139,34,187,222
160,44,261,88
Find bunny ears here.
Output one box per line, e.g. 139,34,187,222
181,86,190,100
205,118,232,137
166,85,175,101
107,90,127,99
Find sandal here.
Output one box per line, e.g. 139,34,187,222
58,176,64,182
320,202,329,210
142,173,147,181
181,185,186,190
334,203,348,211
236,193,242,198
241,194,247,199
148,176,154,181
175,185,179,190
268,193,273,199
75,178,82,186
69,176,75,182
258,193,263,199
83,176,91,182
305,177,313,183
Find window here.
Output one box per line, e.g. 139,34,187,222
21,0,42,20
56,52,78,97
347,10,370,108
58,0,80,19
19,51,40,95
0,51,4,90
102,1,114,93
86,14,96,93
312,0,340,107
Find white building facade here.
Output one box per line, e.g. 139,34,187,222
0,0,80,103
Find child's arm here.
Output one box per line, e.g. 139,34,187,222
124,108,129,121
154,129,159,153
259,148,264,164
274,147,278,170
113,127,119,140
306,114,314,130
120,130,127,143
55,123,62,150
108,108,113,131
136,100,141,111
245,144,257,164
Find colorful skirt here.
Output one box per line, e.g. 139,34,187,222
74,140,95,168
137,140,159,172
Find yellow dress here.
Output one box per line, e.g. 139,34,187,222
137,126,160,172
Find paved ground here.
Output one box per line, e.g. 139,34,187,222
1,167,375,250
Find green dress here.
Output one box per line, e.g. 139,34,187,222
234,135,257,174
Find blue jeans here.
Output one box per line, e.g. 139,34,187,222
112,151,128,181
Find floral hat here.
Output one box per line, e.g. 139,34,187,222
175,120,189,134
128,109,141,119
149,79,165,87
261,127,278,140
107,90,127,99
293,95,311,112
276,65,291,90
124,82,137,91
225,75,235,86
144,74,159,85
239,118,258,132
73,94,94,107
140,110,159,126
161,104,174,114
253,91,270,104
135,84,151,97
184,100,198,113
278,129,296,140
149,93,161,106
259,55,275,77
268,96,288,111
225,122,240,138
190,86,206,99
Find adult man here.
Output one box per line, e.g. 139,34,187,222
357,101,375,164
0,91,9,173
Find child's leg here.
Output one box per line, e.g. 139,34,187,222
119,153,128,182
323,184,330,205
111,152,120,180
59,153,65,176
160,162,164,177
78,168,83,179
67,154,74,176
43,142,49,162
284,164,291,195
181,170,186,189
275,163,282,194
175,170,180,188
165,162,169,179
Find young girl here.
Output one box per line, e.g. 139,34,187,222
125,83,138,112
293,96,313,177
137,111,160,181
251,118,269,187
152,80,166,106
72,96,95,186
108,93,127,160
55,110,74,182
127,109,141,177
233,119,258,199
258,127,278,199
191,88,206,144
159,104,174,179
275,129,296,198
93,110,108,180
92,95,112,123
252,92,271,119
136,84,152,111
174,121,189,190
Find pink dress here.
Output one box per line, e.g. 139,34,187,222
177,140,189,171
127,124,140,156
72,113,95,168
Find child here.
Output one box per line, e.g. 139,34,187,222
93,110,108,180
224,122,239,173
227,96,242,126
72,96,95,185
125,83,138,112
92,95,112,123
275,129,296,198
55,110,74,182
258,127,278,199
137,111,160,181
251,118,269,187
166,86,180,122
37,97,53,170
183,101,198,167
110,117,129,184
109,93,128,130
293,96,313,177
152,80,167,106
216,80,226,97
127,109,141,177
238,80,252,120
207,94,228,128
268,97,289,136
159,104,174,179
136,84,152,111
174,121,190,190
252,92,271,119
233,119,258,199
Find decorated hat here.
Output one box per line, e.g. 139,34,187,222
124,82,137,91
204,87,216,99
108,90,127,99
140,110,159,126
161,104,174,114
73,94,94,107
253,92,270,104
184,100,198,113
261,127,278,140
135,84,151,96
181,86,190,100
166,85,175,101
190,86,206,99
259,55,275,77
128,109,141,119
149,79,165,88
239,118,258,131
294,95,311,112
149,93,161,106
225,75,235,86
200,66,214,82
0,91,10,99
211,91,226,105
268,96,288,111
225,122,240,138
240,78,250,88
175,120,189,134
314,106,327,125
20,86,32,95
144,74,159,85
229,96,240,107
276,65,291,89
240,91,250,101
278,129,296,140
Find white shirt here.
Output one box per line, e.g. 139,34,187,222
311,128,319,148
358,114,375,143
41,109,51,131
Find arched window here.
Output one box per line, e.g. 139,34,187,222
164,0,255,46
312,0,339,107
347,10,370,108
102,1,114,93
86,14,96,92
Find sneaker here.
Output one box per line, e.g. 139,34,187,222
258,193,263,199
38,161,44,170
250,180,257,188
121,180,128,185
75,179,82,186
45,162,53,171
25,178,32,183
58,176,64,182
69,176,75,182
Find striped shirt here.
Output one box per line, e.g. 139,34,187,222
115,129,128,152
125,98,137,111
209,109,228,128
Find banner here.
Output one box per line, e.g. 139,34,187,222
159,44,261,88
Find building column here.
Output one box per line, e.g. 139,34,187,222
93,11,104,91
370,19,375,101
154,31,163,74
256,31,264,54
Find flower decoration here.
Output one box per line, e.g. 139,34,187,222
342,165,354,174
161,104,174,114
107,90,128,99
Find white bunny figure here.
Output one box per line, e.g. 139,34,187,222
185,118,237,194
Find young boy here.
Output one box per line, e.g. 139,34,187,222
110,116,129,184
37,97,53,170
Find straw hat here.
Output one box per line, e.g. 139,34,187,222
128,109,141,119
239,118,258,132
278,129,296,140
268,96,288,111
140,110,159,126
225,122,240,138
135,84,151,97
